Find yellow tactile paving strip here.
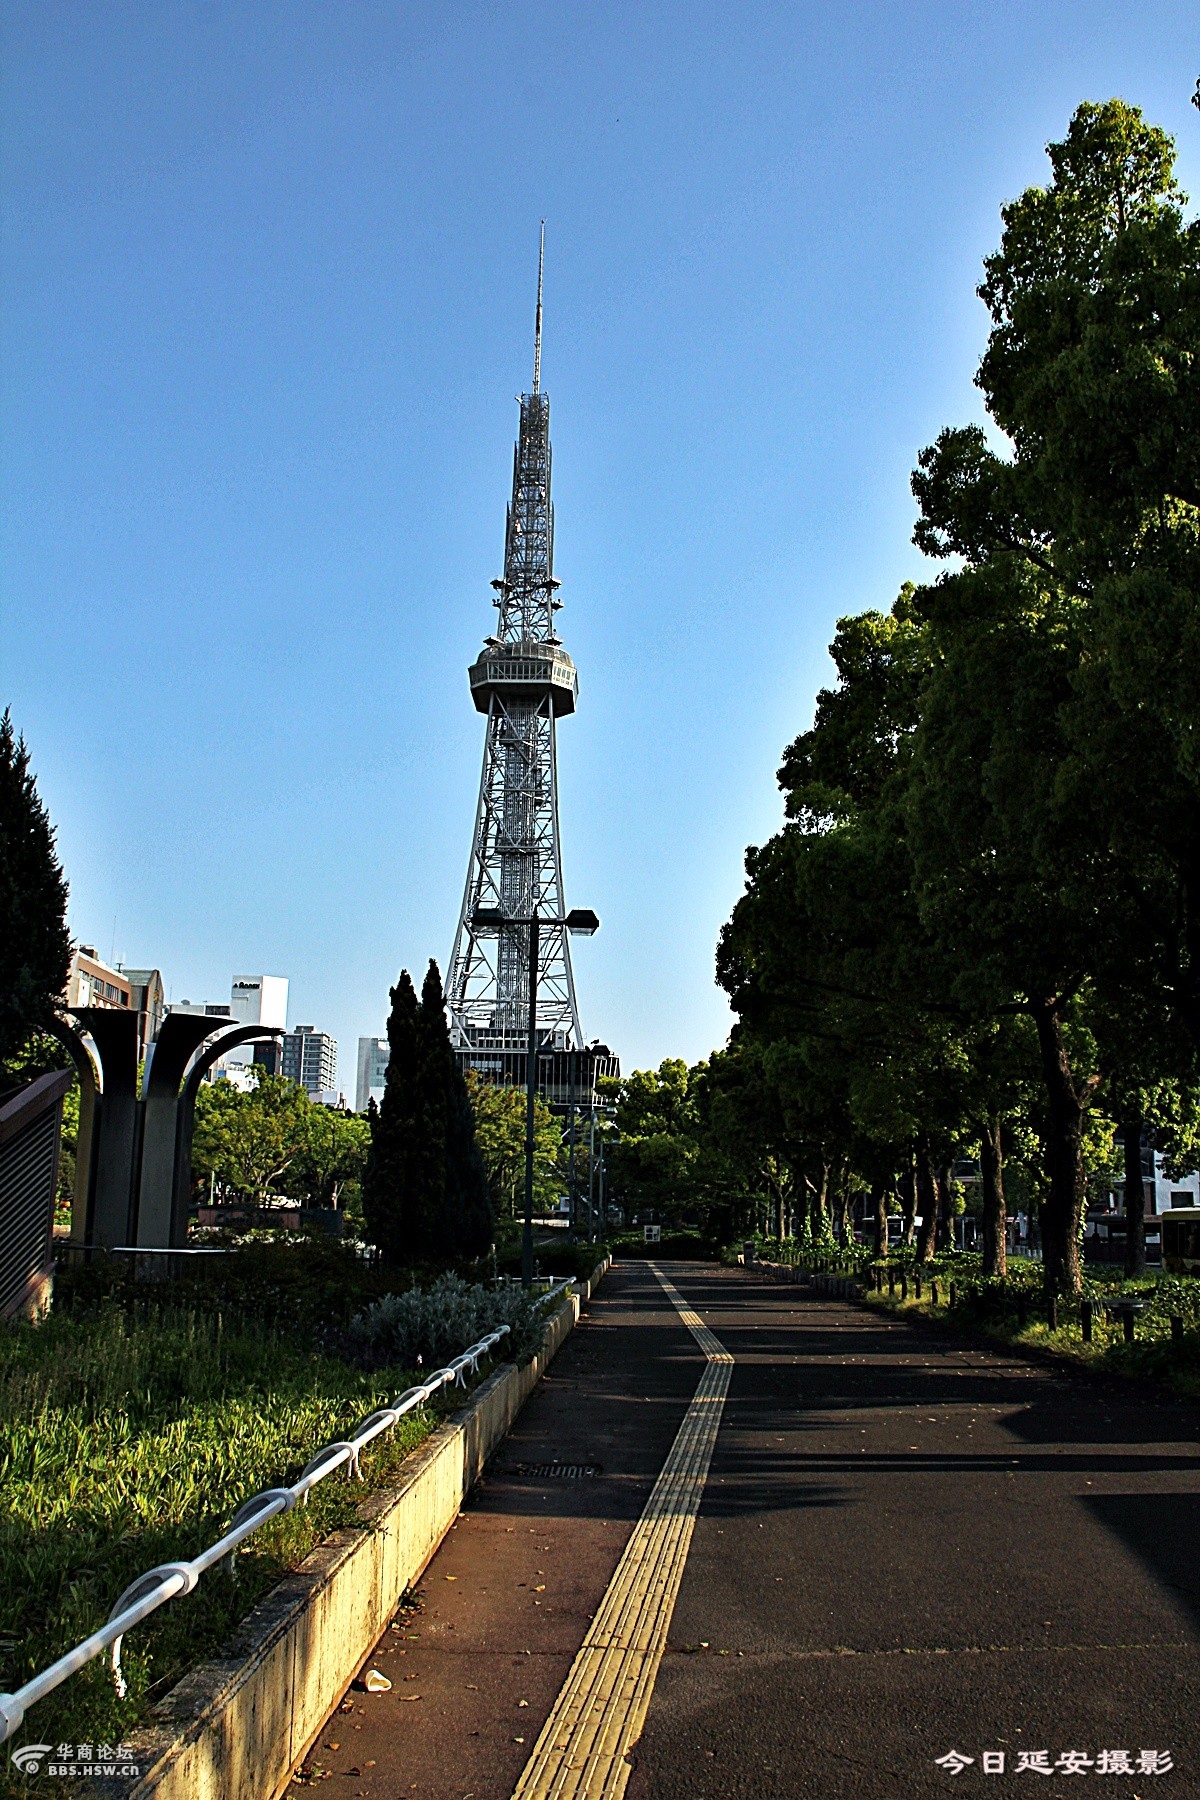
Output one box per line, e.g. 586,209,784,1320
511,1263,733,1800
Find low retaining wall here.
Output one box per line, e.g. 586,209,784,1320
756,1260,864,1302
106,1261,609,1800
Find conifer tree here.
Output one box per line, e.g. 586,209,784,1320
363,962,493,1265
362,970,420,1264
418,960,493,1259
0,711,71,1072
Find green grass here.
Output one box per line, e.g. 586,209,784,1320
0,1299,461,1768
860,1260,1200,1399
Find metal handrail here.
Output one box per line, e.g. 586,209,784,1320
0,1279,574,1743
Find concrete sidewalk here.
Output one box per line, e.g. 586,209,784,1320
285,1263,701,1800
287,1262,1200,1800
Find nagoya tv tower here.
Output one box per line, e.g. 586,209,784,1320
447,231,616,1105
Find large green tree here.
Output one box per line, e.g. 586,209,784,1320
905,99,1200,1292
0,711,71,1074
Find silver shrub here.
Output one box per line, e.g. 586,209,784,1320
347,1273,542,1371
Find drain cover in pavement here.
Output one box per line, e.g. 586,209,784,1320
508,1462,601,1479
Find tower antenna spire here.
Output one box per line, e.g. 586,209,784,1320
533,221,545,394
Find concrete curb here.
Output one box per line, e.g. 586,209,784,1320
105,1259,610,1800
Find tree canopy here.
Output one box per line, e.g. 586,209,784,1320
715,99,1200,1296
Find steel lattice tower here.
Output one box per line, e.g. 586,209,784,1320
447,233,587,1066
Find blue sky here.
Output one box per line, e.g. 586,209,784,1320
3,2,1197,1087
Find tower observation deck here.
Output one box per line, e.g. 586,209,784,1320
447,234,617,1108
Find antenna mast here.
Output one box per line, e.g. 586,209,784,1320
533,221,545,394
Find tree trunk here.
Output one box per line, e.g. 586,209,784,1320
897,1154,916,1247
1177,845,1200,1057
794,1179,810,1245
810,1163,830,1245
1031,999,1088,1298
1122,1113,1146,1279
980,1117,1006,1280
915,1136,938,1263
937,1165,954,1251
837,1170,853,1245
871,1179,888,1259
773,1182,784,1243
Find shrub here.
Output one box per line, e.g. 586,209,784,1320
346,1273,545,1371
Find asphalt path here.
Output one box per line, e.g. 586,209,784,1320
290,1262,1200,1800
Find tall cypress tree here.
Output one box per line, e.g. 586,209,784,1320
361,970,419,1264
363,962,493,1266
417,960,493,1260
0,711,71,1072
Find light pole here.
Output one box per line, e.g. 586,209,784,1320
472,905,599,1285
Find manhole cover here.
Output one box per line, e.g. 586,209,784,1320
508,1463,600,1479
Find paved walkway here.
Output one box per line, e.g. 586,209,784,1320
289,1262,1200,1800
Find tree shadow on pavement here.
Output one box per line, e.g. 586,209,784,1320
1084,1492,1200,1635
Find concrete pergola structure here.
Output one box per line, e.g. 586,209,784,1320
50,1009,283,1252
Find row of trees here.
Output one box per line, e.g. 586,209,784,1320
704,98,1200,1298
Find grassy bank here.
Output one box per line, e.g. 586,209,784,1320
856,1256,1200,1400
1,1240,550,1766
0,1303,439,1757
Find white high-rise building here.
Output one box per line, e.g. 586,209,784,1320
356,1036,388,1113
223,975,289,1064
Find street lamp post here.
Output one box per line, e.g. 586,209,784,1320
472,905,599,1286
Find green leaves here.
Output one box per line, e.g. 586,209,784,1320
465,1071,562,1218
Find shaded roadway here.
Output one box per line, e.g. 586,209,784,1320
288,1262,1200,1799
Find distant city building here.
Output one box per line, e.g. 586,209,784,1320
282,1025,337,1098
356,1036,389,1113
121,968,166,1059
65,948,132,1015
224,975,289,1066
252,1040,282,1077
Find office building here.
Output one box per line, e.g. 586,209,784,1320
65,948,132,1015
282,1026,337,1099
224,975,289,1065
356,1036,389,1112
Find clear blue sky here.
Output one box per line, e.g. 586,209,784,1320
3,3,1197,1088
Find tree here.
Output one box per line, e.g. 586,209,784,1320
607,1060,700,1216
291,1104,370,1211
420,962,493,1259
192,1068,311,1205
906,100,1200,1291
465,1071,563,1218
362,971,420,1264
0,711,71,1073
362,962,493,1266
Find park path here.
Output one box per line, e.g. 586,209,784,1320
287,1262,1200,1800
